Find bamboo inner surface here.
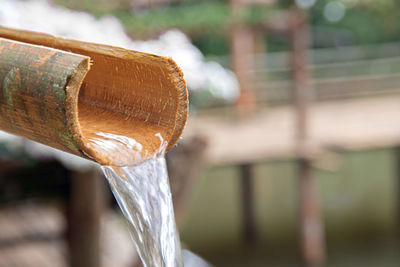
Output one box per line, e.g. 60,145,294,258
0,26,188,166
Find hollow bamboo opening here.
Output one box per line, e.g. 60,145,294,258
74,54,187,166
0,26,188,166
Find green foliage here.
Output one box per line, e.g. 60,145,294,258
53,0,276,37
310,0,400,46
115,2,277,38
278,0,295,8
192,33,229,57
115,2,231,36
53,0,131,14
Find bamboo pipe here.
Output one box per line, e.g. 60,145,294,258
0,27,188,166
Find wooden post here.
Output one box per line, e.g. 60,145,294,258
67,167,106,267
253,27,268,104
289,10,325,267
395,146,400,236
166,135,207,225
230,0,256,113
239,163,256,244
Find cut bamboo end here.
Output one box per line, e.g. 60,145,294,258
0,27,188,166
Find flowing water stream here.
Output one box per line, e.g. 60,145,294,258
90,132,183,267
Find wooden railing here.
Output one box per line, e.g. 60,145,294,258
208,42,400,106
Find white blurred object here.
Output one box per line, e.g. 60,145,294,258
133,30,208,92
0,0,239,168
295,0,317,9
324,1,346,23
182,250,213,267
204,62,239,101
0,0,239,97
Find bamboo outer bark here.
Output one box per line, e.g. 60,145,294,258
0,37,90,158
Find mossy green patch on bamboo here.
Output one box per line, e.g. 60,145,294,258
2,67,21,108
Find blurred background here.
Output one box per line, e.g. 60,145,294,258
1,0,400,266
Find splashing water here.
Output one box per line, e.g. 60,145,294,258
93,132,183,267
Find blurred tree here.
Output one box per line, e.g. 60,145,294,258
309,0,400,47
53,0,400,53
278,0,294,8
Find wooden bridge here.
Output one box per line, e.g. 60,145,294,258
185,95,400,165
186,28,400,266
